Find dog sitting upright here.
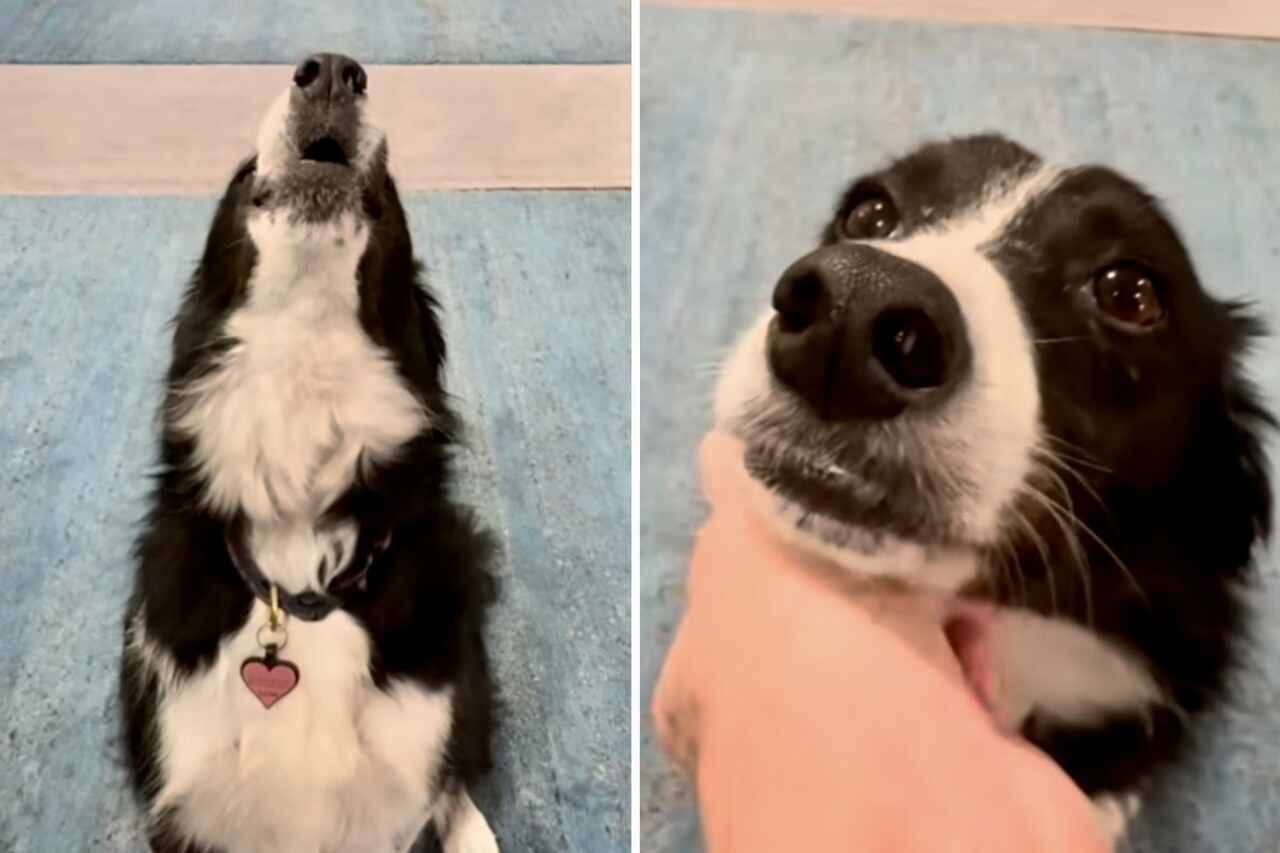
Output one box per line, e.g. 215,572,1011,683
120,54,501,853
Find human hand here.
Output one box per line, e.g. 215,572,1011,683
652,431,1112,853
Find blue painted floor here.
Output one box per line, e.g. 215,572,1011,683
0,190,630,853
639,8,1280,853
0,0,630,64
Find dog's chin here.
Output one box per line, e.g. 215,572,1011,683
733,430,986,590
294,159,355,180
743,438,887,525
251,160,384,225
251,125,388,225
739,428,964,544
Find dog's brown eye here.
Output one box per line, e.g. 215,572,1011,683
843,194,899,239
1092,264,1164,328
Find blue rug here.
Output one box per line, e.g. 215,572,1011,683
0,0,629,64
639,8,1280,853
0,190,630,853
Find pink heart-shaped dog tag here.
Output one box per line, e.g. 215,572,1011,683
240,657,300,709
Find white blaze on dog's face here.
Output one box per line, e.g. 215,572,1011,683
716,134,1255,593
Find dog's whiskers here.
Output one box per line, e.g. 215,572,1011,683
1043,434,1114,474
1028,459,1098,626
1010,506,1057,615
1032,445,1108,511
986,540,1017,606
1022,483,1150,608
996,531,1029,607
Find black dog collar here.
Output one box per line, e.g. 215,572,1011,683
225,518,391,622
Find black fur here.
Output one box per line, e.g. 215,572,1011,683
807,135,1274,797
119,151,498,848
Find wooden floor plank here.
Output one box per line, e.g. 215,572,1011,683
0,65,630,194
648,0,1280,40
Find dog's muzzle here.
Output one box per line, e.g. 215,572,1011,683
767,243,972,420
287,52,367,169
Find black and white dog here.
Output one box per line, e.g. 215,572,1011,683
120,55,500,853
716,134,1272,839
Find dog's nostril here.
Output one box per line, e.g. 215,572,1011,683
872,308,948,390
341,61,367,95
293,58,321,88
773,270,828,334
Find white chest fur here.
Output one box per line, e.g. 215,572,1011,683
136,606,452,853
153,216,446,850
174,215,426,592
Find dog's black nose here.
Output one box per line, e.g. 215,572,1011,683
293,53,367,101
767,243,970,420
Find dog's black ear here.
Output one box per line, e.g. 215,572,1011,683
1223,377,1274,544
1211,305,1275,567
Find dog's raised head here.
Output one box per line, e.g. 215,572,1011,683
717,134,1272,604
166,55,447,533
189,53,417,321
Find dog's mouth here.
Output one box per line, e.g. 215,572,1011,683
737,417,965,546
248,68,390,223
300,135,350,167
744,437,890,522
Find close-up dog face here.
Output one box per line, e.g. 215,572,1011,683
717,134,1270,594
